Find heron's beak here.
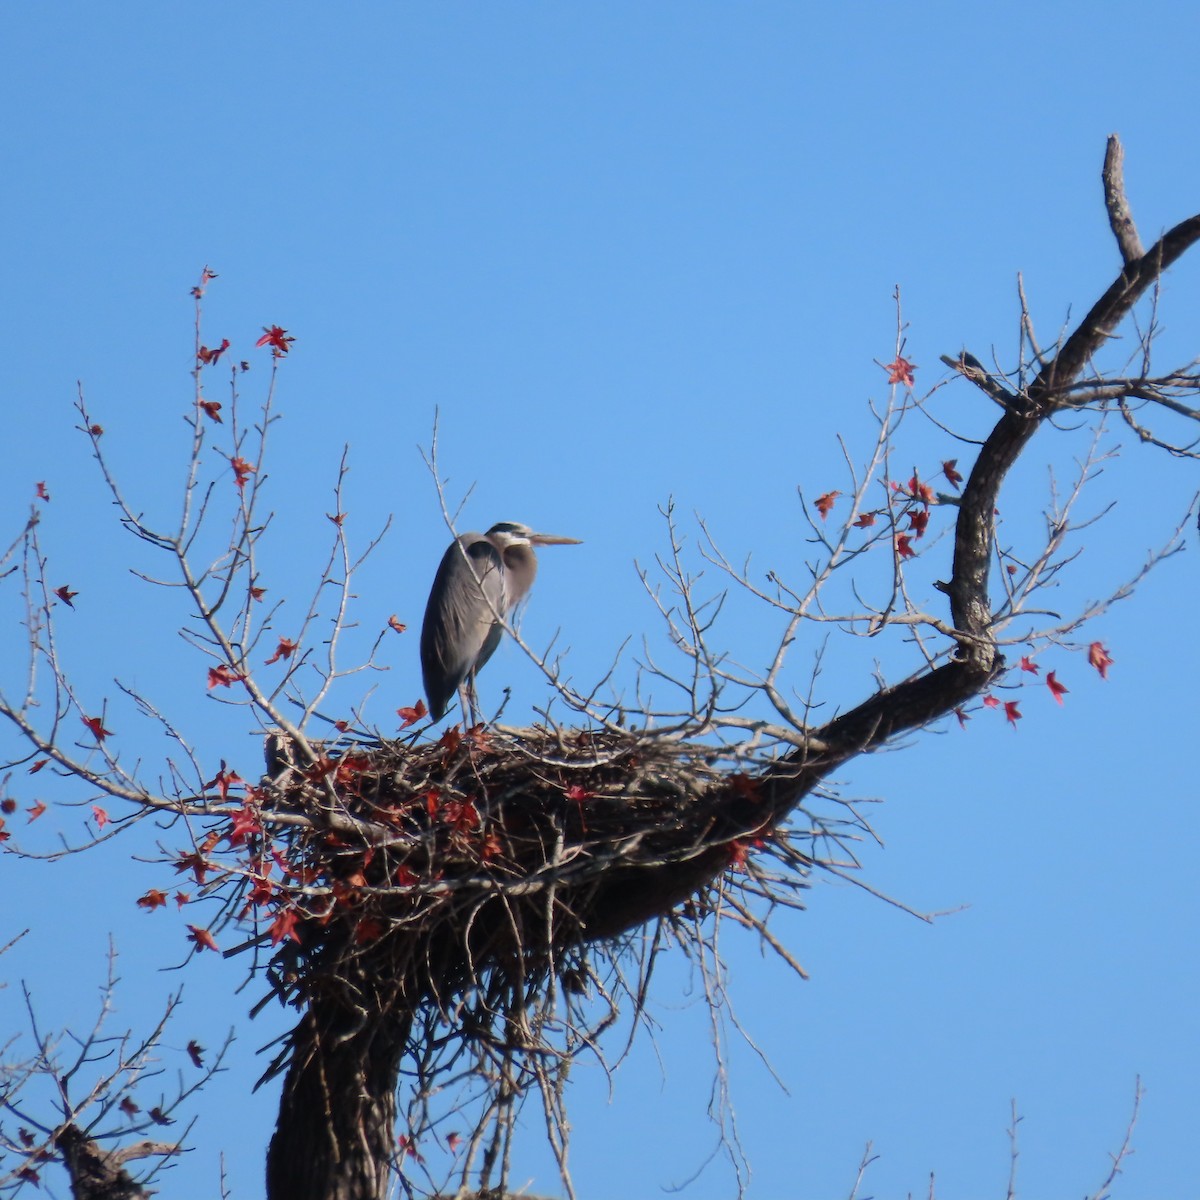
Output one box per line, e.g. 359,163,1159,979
529,533,582,546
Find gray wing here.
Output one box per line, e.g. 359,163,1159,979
420,535,506,720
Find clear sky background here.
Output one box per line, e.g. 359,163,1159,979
1,4,1198,1198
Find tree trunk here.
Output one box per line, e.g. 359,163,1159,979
266,994,412,1200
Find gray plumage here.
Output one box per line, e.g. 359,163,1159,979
420,522,580,723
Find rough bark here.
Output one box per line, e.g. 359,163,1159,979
266,994,412,1200
56,1126,176,1200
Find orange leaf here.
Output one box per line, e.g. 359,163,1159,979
137,889,168,911
230,457,255,491
207,664,244,690
1087,642,1113,680
387,614,407,633
264,637,298,665
883,355,916,387
187,924,219,953
197,339,230,367
814,490,841,521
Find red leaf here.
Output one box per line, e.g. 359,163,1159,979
942,459,963,490
89,423,104,436
264,637,298,665
354,917,385,944
197,338,230,367
255,325,295,356
149,1107,174,1126
174,890,191,908
1004,700,1021,726
1087,641,1113,680
137,889,168,911
27,800,46,821
852,512,877,528
814,490,841,521
207,664,244,690
1019,656,1039,674
906,474,935,505
199,399,223,423
443,799,480,833
186,1040,205,1068
250,585,267,602
907,509,929,538
895,533,916,560
227,802,262,846
119,1096,140,1117
883,355,916,387
82,715,114,741
396,1135,424,1163
203,763,244,802
438,727,462,757
230,457,255,491
174,851,210,885
446,1132,462,1152
387,614,407,634
35,481,50,501
91,805,110,829
268,906,303,946
397,699,427,729
327,511,347,527
1046,671,1068,706
187,924,219,953
955,706,969,728
54,585,78,608
726,838,752,870
981,694,1000,709
28,759,48,774
333,719,351,733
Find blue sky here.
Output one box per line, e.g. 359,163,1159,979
2,4,1198,1197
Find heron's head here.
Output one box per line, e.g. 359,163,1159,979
486,522,582,550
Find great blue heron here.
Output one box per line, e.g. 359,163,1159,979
420,522,581,723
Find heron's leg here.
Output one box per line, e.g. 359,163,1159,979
459,674,482,727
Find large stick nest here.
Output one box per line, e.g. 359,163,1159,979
253,724,830,1014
